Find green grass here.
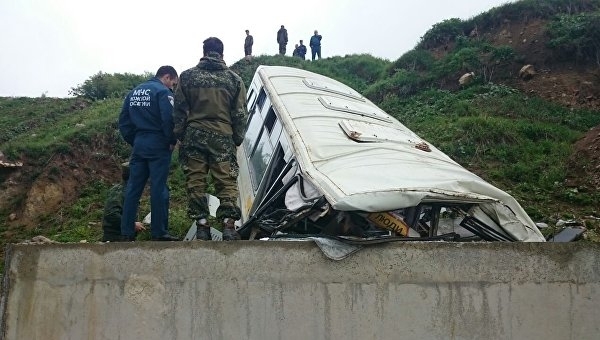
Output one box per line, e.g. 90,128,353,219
0,97,80,144
1,99,127,161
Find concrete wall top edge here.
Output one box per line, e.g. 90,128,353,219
3,241,599,286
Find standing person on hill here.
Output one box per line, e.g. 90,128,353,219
118,66,179,241
173,37,248,241
277,25,288,55
292,44,300,58
297,40,307,60
310,30,322,60
244,29,253,60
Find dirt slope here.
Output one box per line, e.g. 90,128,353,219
429,17,600,191
490,18,600,190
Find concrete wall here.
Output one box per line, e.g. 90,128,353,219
1,241,599,340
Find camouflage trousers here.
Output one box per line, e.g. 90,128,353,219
179,127,241,221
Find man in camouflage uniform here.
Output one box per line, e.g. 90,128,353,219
174,37,248,241
310,30,322,60
102,163,147,242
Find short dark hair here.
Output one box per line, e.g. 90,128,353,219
203,37,224,56
155,66,178,78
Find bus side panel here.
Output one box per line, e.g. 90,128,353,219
236,145,254,223
236,75,263,222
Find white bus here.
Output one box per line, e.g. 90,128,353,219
235,66,545,242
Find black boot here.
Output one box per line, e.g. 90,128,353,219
151,234,180,241
196,219,212,241
222,218,240,241
118,235,136,242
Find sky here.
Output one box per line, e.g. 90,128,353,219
0,0,513,98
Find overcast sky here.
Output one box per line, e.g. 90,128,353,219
0,0,513,98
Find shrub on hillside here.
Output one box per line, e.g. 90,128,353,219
364,69,425,102
304,54,388,92
547,12,600,66
434,47,482,76
417,18,467,50
387,49,435,75
69,72,151,100
230,54,389,93
420,0,600,51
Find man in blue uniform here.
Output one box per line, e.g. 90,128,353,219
119,66,179,241
297,40,307,60
310,30,322,60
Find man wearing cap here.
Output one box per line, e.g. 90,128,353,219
174,37,248,241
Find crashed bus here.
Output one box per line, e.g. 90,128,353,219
235,66,545,242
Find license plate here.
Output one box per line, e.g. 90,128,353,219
367,212,410,236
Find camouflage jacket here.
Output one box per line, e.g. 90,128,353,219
101,183,125,241
173,52,248,146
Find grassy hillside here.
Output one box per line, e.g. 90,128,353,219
1,0,600,273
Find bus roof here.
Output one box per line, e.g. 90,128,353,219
254,66,541,240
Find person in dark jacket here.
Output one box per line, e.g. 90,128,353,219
297,40,307,60
244,29,253,59
102,163,172,242
102,163,147,242
310,30,322,60
173,37,248,241
118,66,179,241
277,25,288,55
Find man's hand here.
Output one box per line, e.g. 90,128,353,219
134,222,147,232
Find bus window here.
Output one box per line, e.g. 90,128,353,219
264,107,276,134
249,129,274,191
263,107,282,148
251,144,289,214
256,88,267,111
247,88,256,113
244,112,264,155
269,118,282,146
247,88,255,102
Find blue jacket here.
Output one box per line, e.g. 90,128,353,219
119,77,176,147
310,35,322,48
